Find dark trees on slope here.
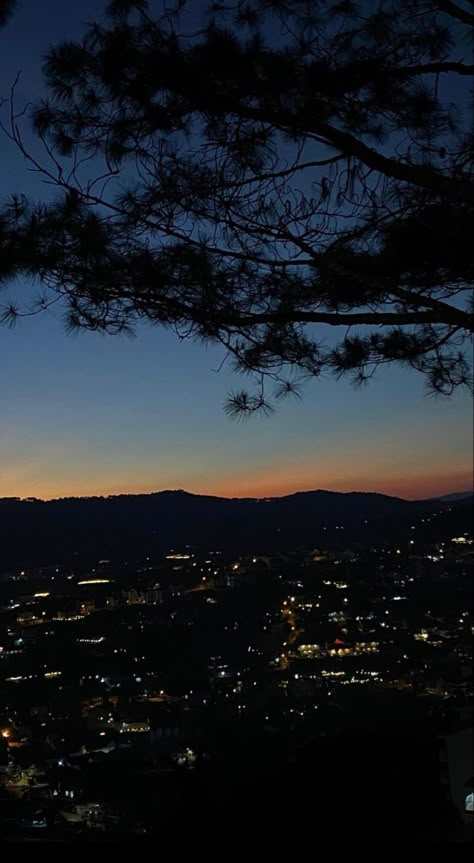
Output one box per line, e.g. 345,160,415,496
0,0,473,413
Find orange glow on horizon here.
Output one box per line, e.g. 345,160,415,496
1,463,471,503
208,470,473,501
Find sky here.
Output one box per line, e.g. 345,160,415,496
0,0,472,502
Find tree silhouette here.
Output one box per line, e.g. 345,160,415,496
0,0,473,414
0,0,15,27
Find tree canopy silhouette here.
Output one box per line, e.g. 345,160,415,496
0,0,473,415
0,0,15,27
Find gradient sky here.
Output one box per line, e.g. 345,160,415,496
0,0,472,502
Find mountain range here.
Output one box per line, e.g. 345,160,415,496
0,488,472,568
436,491,473,502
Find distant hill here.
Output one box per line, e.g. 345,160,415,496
436,491,473,502
0,488,471,568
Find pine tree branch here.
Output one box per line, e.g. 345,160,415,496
197,94,474,203
394,61,474,76
435,0,474,26
244,110,474,204
197,309,474,330
389,286,473,328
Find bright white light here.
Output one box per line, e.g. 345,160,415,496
77,578,111,585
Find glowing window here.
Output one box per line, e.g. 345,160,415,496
465,793,474,813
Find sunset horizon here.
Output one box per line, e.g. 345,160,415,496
0,0,472,844
2,470,472,503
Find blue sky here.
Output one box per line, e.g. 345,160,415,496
0,0,472,500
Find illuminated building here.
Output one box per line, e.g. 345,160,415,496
119,720,150,734
105,596,121,609
166,553,192,560
78,599,95,615
77,578,112,585
297,641,378,659
125,589,145,605
16,611,46,626
145,588,164,605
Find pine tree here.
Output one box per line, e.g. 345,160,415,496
1,0,473,414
